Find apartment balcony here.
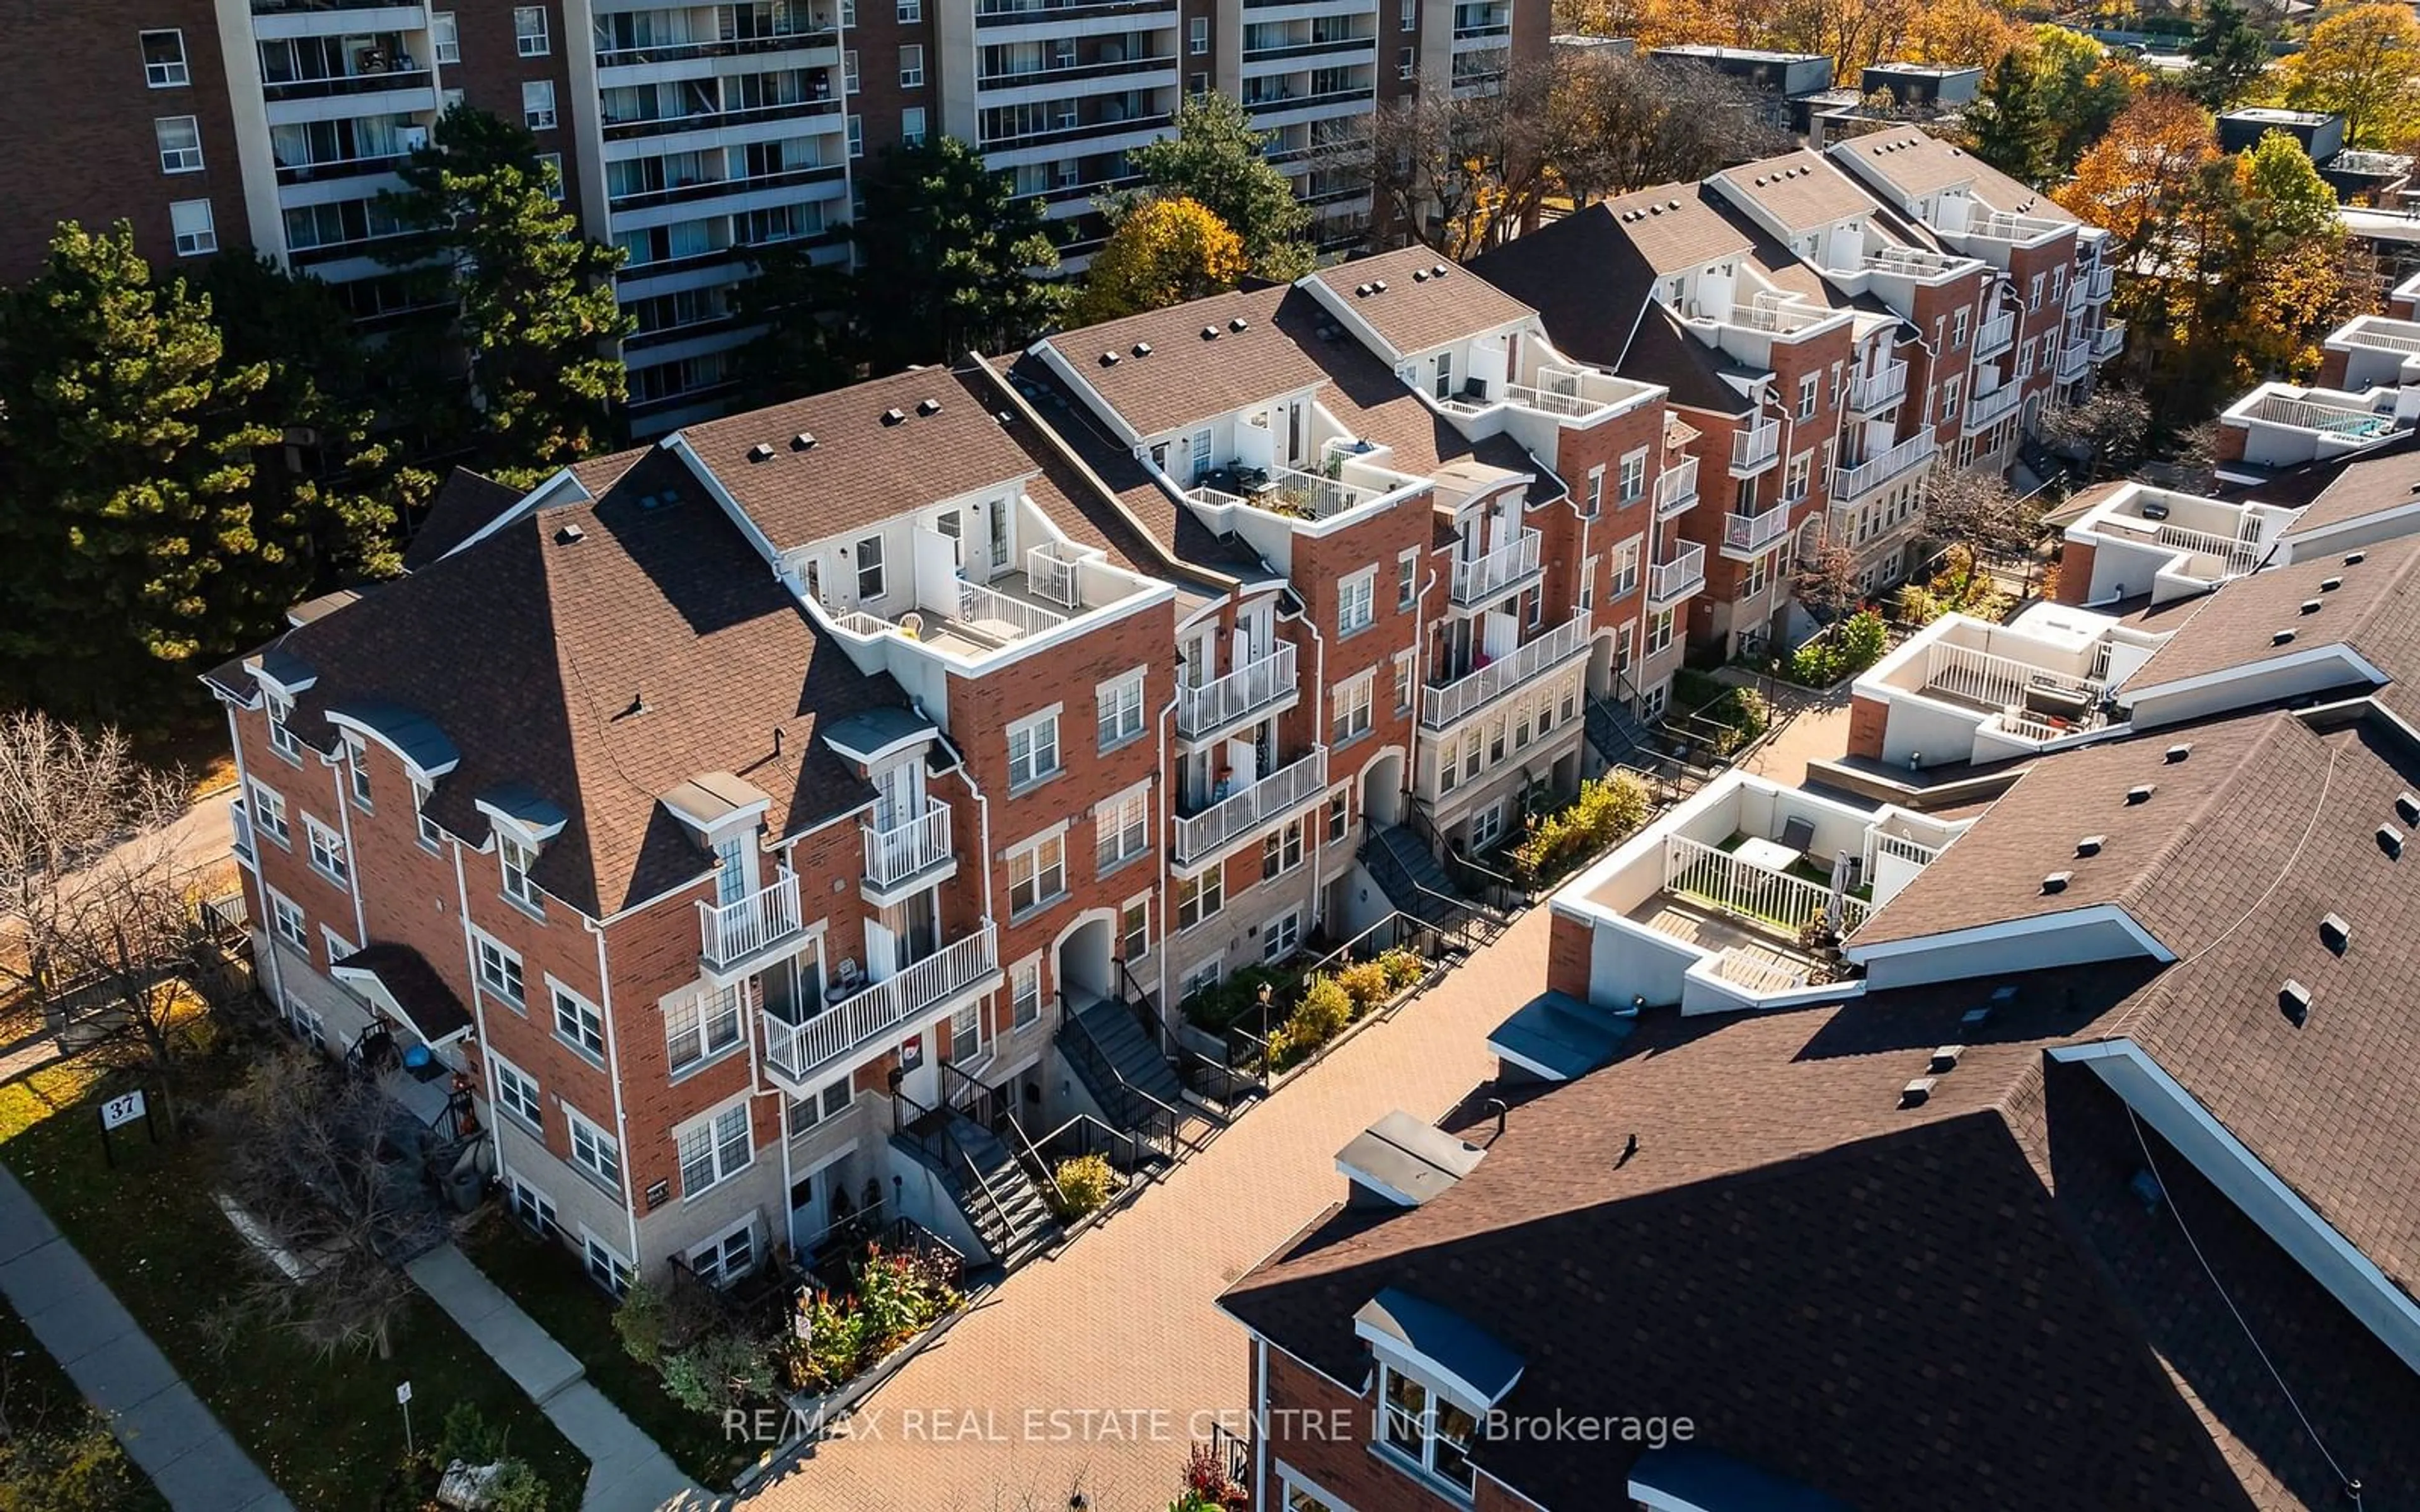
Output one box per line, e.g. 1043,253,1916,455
2237,391,2399,442
977,52,1180,93
1828,432,1935,503
1449,529,1543,606
1720,507,1791,559
1729,419,1781,477
2064,277,2087,314
1421,614,1591,731
594,26,842,76
1452,3,1512,40
2092,321,2126,361
251,0,427,30
977,0,1178,25
1962,381,2022,435
274,150,413,187
1920,638,2107,717
1172,749,1328,868
2087,263,2114,302
761,925,1002,1091
861,798,955,906
1243,34,1376,66
700,871,807,983
1245,84,1374,125
2056,338,2090,381
1974,310,2014,360
1963,209,2070,246
1438,365,1660,428
1848,245,1971,282
606,162,847,216
602,94,844,143
1647,542,1707,609
1177,643,1299,743
1847,361,1908,415
826,541,1151,667
1654,457,1700,518
1185,457,1426,524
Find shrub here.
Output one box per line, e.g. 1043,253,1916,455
1785,608,1889,687
1378,946,1426,991
787,1243,964,1395
790,1290,865,1395
1269,975,1353,1070
1511,772,1652,883
1332,959,1393,1016
659,1329,778,1416
1172,1441,1250,1511
611,1278,668,1365
1052,1153,1119,1219
487,1460,551,1512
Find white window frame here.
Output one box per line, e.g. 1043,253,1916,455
321,924,353,968
492,1052,543,1131
688,1218,759,1288
848,114,863,159
666,982,744,1076
1647,605,1676,656
1392,650,1415,713
1263,908,1302,963
1176,866,1223,931
170,199,216,256
900,44,924,88
844,49,860,94
677,1099,756,1198
500,833,544,914
1097,668,1144,748
582,1228,632,1295
1617,449,1647,503
268,888,308,951
1011,955,1043,1027
472,928,526,1009
552,981,606,1061
1007,829,1068,917
1338,567,1376,636
788,1075,856,1137
509,1177,556,1237
1332,672,1374,742
898,0,922,18
141,30,190,88
1796,373,1818,420
1376,1363,1478,1496
1327,785,1350,844
155,115,203,173
1397,547,1419,609
1007,707,1062,789
1095,782,1150,874
522,79,557,130
432,12,460,63
1585,465,1605,515
565,1106,621,1193
901,105,926,148
514,5,551,55
250,779,291,844
1190,16,1209,52
1119,897,1150,963
411,776,442,850
342,737,372,809
1260,817,1305,881
304,814,349,885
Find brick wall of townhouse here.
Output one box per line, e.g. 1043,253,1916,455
846,0,934,163
1257,1347,1551,1512
2007,232,2078,402
1297,492,1433,800
447,0,589,213
0,0,249,284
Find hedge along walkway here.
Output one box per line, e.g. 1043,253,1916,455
0,1169,290,1512
407,1243,723,1512
741,905,1556,1512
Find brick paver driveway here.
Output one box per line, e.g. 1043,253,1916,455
743,907,1549,1512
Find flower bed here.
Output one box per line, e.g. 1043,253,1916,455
1505,772,1652,888
1266,947,1428,1072
1778,607,1889,689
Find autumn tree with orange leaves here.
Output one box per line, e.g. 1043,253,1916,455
1071,198,1249,324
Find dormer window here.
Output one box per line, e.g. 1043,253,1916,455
266,692,301,762
1378,1364,1478,1497
501,833,543,914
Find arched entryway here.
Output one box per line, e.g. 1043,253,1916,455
1586,629,1618,701
1054,911,1116,1009
1359,747,1405,830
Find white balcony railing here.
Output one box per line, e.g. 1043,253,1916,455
1501,382,1609,421
1848,360,1908,413
1177,642,1298,738
2092,321,2126,360
2057,338,2090,379
1664,834,1871,936
1974,311,2015,357
2088,264,2114,301
1654,457,1700,517
1922,640,2105,711
2148,521,2266,578
1648,542,1706,607
1025,541,1088,608
863,798,951,890
1173,748,1328,864
700,871,804,973
1421,613,1590,729
763,924,999,1082
1722,506,1791,555
2244,393,2398,440
959,579,1068,638
1829,432,1936,501
1450,529,1543,604
1963,382,2022,435
1968,210,2067,243
1731,420,1782,474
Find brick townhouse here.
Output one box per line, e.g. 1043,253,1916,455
1472,138,2121,654
3,0,1546,432
207,245,1715,1287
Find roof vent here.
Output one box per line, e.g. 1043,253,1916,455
2126,783,2156,805
1412,268,1429,282
1432,263,1449,277
1230,316,1249,331
1929,1045,1962,1074
2321,576,2344,592
791,432,817,450
2380,823,2406,859
2041,870,2073,895
1754,175,1768,186
2320,912,2352,954
2397,791,2420,825
1899,1077,1937,1109
2075,834,2106,857
1202,325,1220,340
1356,284,1373,297
2346,550,2366,564
747,441,775,462
917,396,943,415
2164,743,2192,764
1666,198,1680,210
554,524,585,544
1372,280,1388,292
1098,352,1119,367
2271,628,2296,646
2278,979,2312,1028
1647,203,1662,215
2300,598,2324,616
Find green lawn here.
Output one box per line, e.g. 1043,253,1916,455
0,1050,588,1511
0,1293,168,1510
465,1220,760,1488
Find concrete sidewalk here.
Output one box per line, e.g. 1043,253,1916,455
0,1169,291,1512
407,1243,723,1512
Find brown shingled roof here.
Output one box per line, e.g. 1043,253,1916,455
1305,244,1535,359
1717,149,1879,234
403,468,526,572
1037,285,1323,440
2277,436,2420,542
1837,130,2075,224
2121,537,2420,701
678,369,1038,553
213,446,898,915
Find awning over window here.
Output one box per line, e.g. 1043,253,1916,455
331,942,473,1049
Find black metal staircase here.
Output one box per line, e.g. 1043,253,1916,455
1056,996,1199,1165
890,1097,1059,1271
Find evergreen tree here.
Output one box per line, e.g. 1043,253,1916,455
1966,50,2057,188
850,137,1071,372
383,106,630,474
0,222,278,716
2184,0,2274,111
1122,94,1316,280
727,241,862,408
